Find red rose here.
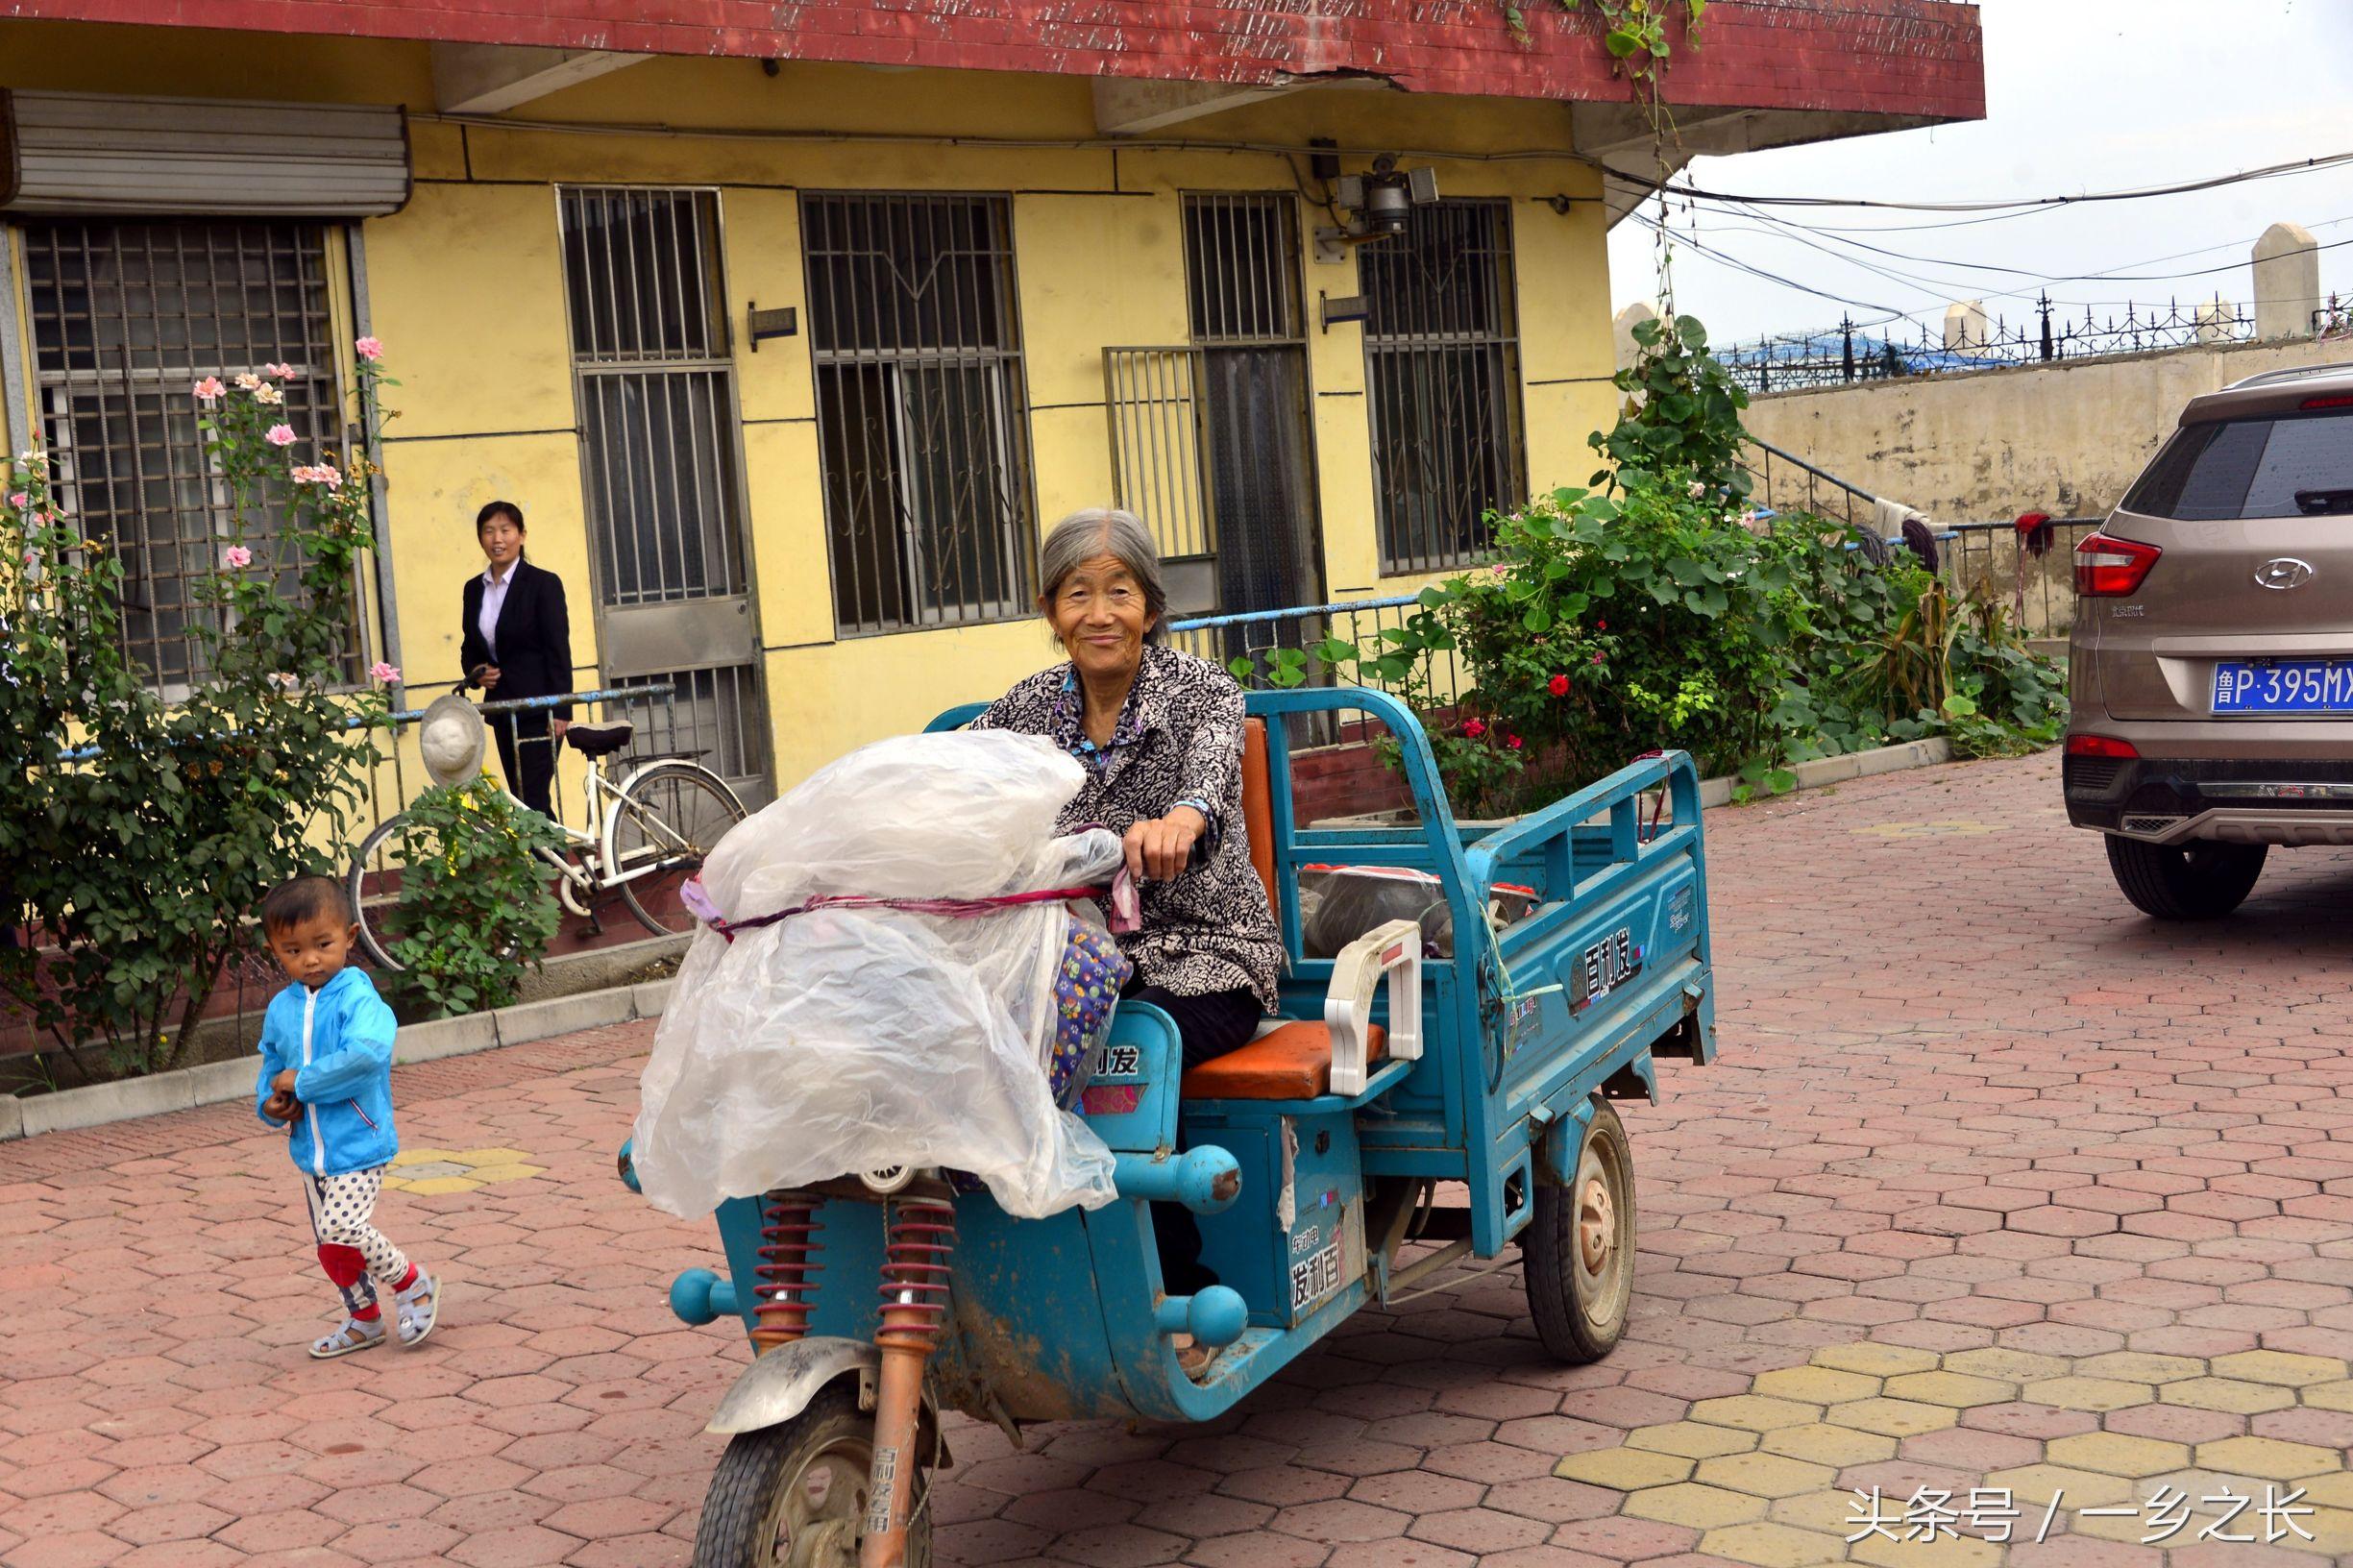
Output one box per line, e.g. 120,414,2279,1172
1462,718,1486,738
1547,674,1570,697
1596,619,1607,630
1507,733,1524,750
1591,651,1605,665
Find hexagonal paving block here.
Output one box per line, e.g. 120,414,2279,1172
2303,1471,2353,1509
1554,1447,1693,1491
1824,1398,1958,1438
2073,1351,2206,1384
2192,1436,2341,1480
1771,1489,1865,1536
1621,1482,1768,1530
1983,1464,2135,1509
1762,1423,1899,1469
456,1147,535,1164
1752,1366,1881,1406
2305,1381,2353,1413
1881,1372,2013,1409
1814,1344,1940,1378
2021,1376,2153,1412
1626,1421,1759,1459
1689,1396,1824,1433
1938,1348,2071,1384
2043,1432,2191,1479
395,1176,483,1196
1699,1520,1849,1567
2207,1351,2350,1388
1849,1530,2002,1568
1693,1452,1839,1500
2157,1377,2298,1415
391,1148,456,1165
467,1164,549,1186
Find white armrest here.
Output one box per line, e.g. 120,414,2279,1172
1323,919,1423,1095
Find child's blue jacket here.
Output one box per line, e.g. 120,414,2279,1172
254,967,401,1176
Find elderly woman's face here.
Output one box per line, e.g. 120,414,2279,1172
1047,553,1153,680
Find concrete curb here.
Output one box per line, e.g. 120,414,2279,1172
6,957,683,1143
1695,735,1953,809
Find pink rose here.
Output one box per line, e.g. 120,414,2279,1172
191,377,225,402
264,425,297,447
261,361,296,380
355,336,384,362
222,545,254,569
1591,651,1605,666
6,492,24,509
369,661,401,685
1462,719,1486,739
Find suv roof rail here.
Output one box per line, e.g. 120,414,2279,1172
2224,361,2353,390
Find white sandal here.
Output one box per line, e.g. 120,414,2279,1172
395,1270,443,1348
310,1315,386,1360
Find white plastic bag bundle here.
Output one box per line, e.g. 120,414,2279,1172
631,730,1123,1219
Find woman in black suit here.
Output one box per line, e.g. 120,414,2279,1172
459,501,575,819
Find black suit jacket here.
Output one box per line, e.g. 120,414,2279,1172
460,558,576,720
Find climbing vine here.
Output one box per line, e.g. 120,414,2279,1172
1503,0,1707,86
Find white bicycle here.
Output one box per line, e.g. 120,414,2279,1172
349,718,748,971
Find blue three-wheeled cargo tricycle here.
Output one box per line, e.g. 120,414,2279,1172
621,689,1717,1567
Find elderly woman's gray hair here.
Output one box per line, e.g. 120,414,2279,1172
1037,507,1168,643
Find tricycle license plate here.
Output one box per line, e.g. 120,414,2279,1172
2212,660,2353,714
1289,1236,1344,1312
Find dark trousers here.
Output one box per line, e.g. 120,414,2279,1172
492,710,558,819
1124,980,1262,1297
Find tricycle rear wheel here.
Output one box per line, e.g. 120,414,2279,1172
691,1382,932,1568
1524,1100,1635,1363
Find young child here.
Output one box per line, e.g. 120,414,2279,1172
255,875,442,1358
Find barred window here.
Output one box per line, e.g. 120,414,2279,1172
22,220,350,692
1360,200,1525,575
802,192,1035,635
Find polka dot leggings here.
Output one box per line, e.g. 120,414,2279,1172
305,1166,411,1319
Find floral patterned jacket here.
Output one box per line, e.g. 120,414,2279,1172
974,644,1284,1011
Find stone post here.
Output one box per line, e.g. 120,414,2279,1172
2252,222,2320,339
1943,299,1989,352
2194,295,2237,344
1612,300,1659,371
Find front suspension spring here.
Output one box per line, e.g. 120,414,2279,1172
875,1196,956,1350
751,1189,821,1351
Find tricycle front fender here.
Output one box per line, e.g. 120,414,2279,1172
706,1336,944,1439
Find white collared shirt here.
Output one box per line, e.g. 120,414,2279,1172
478,560,516,660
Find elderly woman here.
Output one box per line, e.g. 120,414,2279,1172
975,509,1284,1309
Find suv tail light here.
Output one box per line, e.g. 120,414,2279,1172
2065,734,2139,759
2074,532,2162,597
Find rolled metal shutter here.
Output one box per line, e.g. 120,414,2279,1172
0,91,409,217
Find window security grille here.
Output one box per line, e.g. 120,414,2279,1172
802,192,1035,635
1360,199,1525,575
558,187,770,803
559,187,746,607
23,219,349,691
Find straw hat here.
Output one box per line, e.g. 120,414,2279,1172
419,693,488,787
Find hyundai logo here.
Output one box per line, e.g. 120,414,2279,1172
2255,557,2316,591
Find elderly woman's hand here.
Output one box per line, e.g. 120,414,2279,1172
1125,805,1208,882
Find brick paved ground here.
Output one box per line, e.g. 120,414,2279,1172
5,749,2353,1568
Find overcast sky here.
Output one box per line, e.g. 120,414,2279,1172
1604,0,2353,347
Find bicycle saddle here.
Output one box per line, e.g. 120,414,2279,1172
565,720,635,757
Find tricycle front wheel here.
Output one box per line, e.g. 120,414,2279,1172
1524,1100,1635,1363
692,1382,932,1568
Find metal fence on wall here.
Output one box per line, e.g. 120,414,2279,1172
1721,294,2353,395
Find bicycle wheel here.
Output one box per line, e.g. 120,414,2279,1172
347,814,414,972
612,764,748,936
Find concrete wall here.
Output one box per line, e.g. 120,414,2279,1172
3,21,1622,799
1743,335,2353,523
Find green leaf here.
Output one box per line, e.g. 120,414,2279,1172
1604,27,1642,56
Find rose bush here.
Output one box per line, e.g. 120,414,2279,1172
0,347,401,1079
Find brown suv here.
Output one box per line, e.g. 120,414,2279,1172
2065,360,2353,919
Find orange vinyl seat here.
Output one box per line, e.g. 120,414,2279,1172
1181,1021,1387,1102
1173,719,1396,1101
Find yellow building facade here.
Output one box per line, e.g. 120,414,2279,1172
0,20,1746,812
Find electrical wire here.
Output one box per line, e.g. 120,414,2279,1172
1615,147,2353,213
1622,208,1920,325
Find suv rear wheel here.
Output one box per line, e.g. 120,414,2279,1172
2104,836,2267,920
